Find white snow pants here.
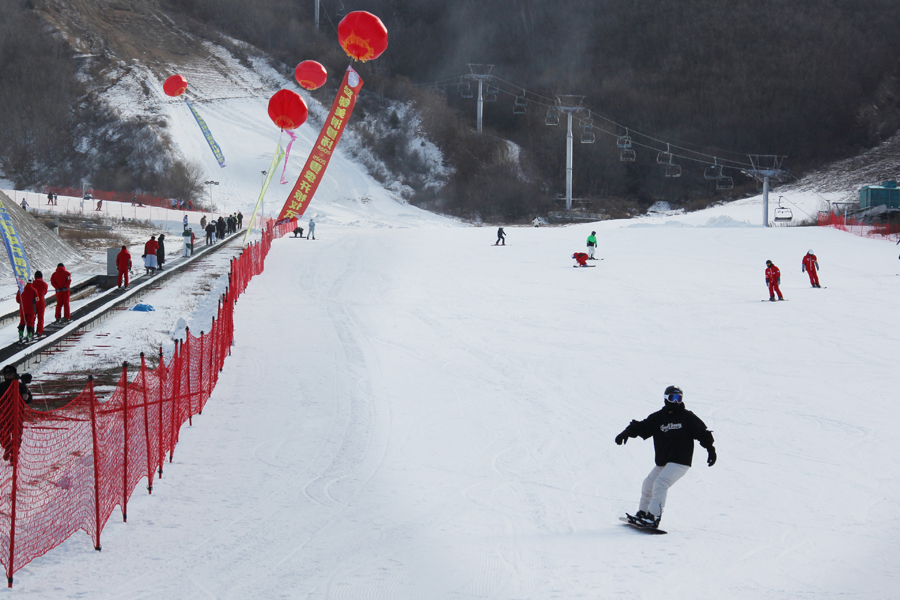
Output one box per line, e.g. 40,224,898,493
587,246,595,259
638,463,690,517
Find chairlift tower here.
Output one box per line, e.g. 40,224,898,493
464,64,494,133
546,95,586,211
744,155,787,226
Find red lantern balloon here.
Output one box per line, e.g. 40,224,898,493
163,74,188,97
295,61,328,90
338,11,388,62
267,89,308,131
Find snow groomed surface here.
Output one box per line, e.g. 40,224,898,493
12,217,898,599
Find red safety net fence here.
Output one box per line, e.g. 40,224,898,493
45,187,192,211
818,212,900,242
0,218,294,586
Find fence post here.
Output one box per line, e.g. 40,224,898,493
139,353,153,494
157,347,165,472
169,341,179,461
6,382,23,587
185,331,193,426
198,330,205,410
87,376,103,551
121,361,129,522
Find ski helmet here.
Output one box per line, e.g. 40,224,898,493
664,385,683,403
591,231,596,235
766,260,773,266
808,249,814,255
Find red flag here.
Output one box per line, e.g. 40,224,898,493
277,66,364,222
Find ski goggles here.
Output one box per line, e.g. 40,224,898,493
664,393,683,403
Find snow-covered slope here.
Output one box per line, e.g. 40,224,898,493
10,198,899,598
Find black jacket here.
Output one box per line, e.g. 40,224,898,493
0,378,32,405
156,236,166,264
623,403,714,467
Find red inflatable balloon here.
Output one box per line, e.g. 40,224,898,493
295,61,328,90
268,89,308,131
163,74,188,97
338,11,388,62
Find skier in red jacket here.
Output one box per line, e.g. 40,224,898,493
802,250,820,288
50,263,72,321
572,252,590,267
32,271,48,336
143,235,159,275
116,245,132,288
16,281,38,342
765,260,784,301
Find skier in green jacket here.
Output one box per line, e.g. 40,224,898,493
586,231,598,260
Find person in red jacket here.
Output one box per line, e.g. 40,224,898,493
765,259,784,301
31,271,48,336
802,250,821,288
50,263,72,321
116,245,132,288
143,235,159,275
16,280,38,342
572,252,590,267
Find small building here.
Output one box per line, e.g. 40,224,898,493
859,181,900,210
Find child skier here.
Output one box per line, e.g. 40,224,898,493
572,252,589,267
802,250,821,288
615,386,716,529
495,227,506,246
765,260,784,301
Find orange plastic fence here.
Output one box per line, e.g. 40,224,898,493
46,187,198,211
818,212,900,241
0,218,294,586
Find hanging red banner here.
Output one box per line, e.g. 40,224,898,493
277,66,364,223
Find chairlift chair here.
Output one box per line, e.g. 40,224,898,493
484,85,498,102
545,108,560,126
513,93,527,114
620,149,636,162
460,80,473,99
704,159,721,180
617,129,632,149
715,175,733,190
657,143,673,165
665,163,682,178
774,197,793,222
581,127,595,144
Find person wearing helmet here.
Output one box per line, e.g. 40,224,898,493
586,231,598,260
572,252,590,267
765,260,784,301
802,250,820,288
614,386,716,528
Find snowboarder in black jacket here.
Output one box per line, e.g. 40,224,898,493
615,385,716,528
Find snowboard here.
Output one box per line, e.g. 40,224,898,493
573,265,596,268
619,516,667,535
761,298,788,302
492,244,507,246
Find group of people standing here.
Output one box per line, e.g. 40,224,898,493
15,263,73,343
201,212,241,245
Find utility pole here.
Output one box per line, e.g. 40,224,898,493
260,170,267,220
546,96,586,211
745,155,787,226
204,180,219,212
314,0,319,31
463,64,495,133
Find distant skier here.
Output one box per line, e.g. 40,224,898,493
308,218,316,240
156,234,166,271
32,271,48,336
50,263,72,322
532,217,541,228
200,215,207,230
205,221,216,245
116,245,132,288
143,235,159,275
293,226,304,238
802,250,821,288
16,280,38,343
237,211,243,229
615,385,716,529
495,227,506,246
96,198,102,211
572,252,589,267
182,227,192,257
183,214,189,229
1,365,33,462
20,198,28,211
586,231,598,260
765,259,784,301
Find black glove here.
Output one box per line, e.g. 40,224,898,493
615,431,629,445
707,446,717,467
